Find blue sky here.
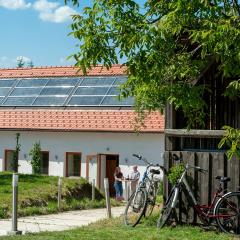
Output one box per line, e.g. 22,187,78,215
0,0,91,68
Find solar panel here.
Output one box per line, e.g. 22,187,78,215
0,88,11,96
68,96,104,106
101,96,134,106
0,80,16,87
10,88,42,96
46,78,77,86
80,77,115,86
40,87,73,95
33,96,67,106
0,76,133,107
3,97,35,106
17,79,48,87
107,87,120,95
74,87,109,95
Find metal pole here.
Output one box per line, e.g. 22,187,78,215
104,178,111,218
58,177,62,210
92,179,95,201
8,173,22,235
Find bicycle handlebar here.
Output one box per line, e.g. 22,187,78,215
132,154,168,174
187,164,208,173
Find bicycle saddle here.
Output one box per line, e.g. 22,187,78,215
215,176,231,182
150,169,160,175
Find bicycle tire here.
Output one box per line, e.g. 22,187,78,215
214,191,240,235
124,188,147,227
157,187,178,229
144,183,157,218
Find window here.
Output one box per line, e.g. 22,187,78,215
4,150,15,171
66,152,81,177
40,151,49,175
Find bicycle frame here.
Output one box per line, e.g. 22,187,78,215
172,164,236,223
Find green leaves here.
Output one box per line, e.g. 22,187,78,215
67,0,240,129
218,126,240,160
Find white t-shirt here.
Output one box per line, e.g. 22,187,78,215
130,171,140,181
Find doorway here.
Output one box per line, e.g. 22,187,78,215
105,155,119,196
86,154,119,196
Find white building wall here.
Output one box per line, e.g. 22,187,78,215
0,131,164,180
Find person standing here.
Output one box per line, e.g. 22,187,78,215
130,165,140,194
114,167,124,201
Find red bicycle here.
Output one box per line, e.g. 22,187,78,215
158,154,240,235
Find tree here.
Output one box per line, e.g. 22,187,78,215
28,60,34,68
12,133,21,173
29,141,42,174
66,0,240,156
17,57,25,68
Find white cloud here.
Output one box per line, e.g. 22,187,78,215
0,0,31,10
38,5,77,23
33,0,59,12
16,56,31,62
33,0,77,23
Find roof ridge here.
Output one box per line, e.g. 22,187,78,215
0,64,124,71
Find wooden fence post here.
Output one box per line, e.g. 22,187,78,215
58,177,62,210
104,178,111,218
92,179,95,201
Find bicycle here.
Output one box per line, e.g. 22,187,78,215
157,154,240,235
124,154,166,227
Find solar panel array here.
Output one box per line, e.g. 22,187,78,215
0,76,134,107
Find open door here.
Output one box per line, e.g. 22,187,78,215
86,155,101,187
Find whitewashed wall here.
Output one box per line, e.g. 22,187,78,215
0,131,164,180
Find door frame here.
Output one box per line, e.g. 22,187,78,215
65,152,82,177
86,154,119,188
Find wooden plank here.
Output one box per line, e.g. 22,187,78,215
196,152,210,205
163,151,170,201
181,151,196,224
165,129,225,138
227,156,240,192
211,153,224,198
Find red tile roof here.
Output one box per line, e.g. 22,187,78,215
0,65,126,78
0,110,164,133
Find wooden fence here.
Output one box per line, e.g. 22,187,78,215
164,151,240,224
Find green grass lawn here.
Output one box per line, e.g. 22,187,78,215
0,172,120,219
0,213,235,240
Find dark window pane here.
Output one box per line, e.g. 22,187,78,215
3,97,35,106
101,96,134,106
46,78,78,86
0,97,4,103
107,87,120,95
68,96,103,105
17,79,48,87
74,87,109,95
0,80,16,87
80,77,115,86
40,87,73,95
33,96,66,106
0,88,11,96
40,152,49,175
114,77,128,85
10,88,42,96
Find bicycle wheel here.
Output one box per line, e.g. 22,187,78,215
124,188,147,227
145,184,157,218
214,191,240,234
157,187,178,229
